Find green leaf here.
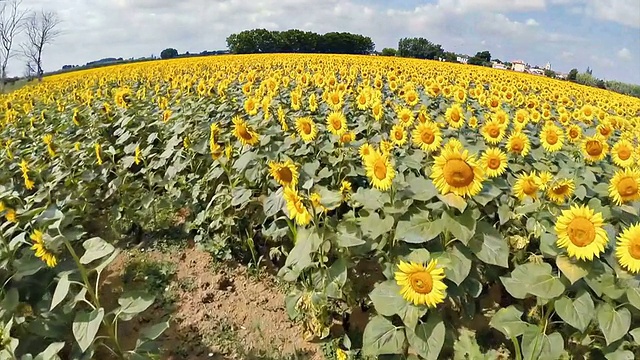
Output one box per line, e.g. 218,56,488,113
556,255,590,284
336,221,366,247
233,151,256,171
626,288,640,310
605,350,635,360
73,308,105,352
116,291,155,321
325,258,348,299
489,306,531,338
498,205,511,225
630,328,640,343
585,263,626,299
135,321,170,350
79,237,115,264
442,243,472,285
441,210,476,245
597,303,631,345
281,228,322,280
352,188,388,211
231,188,252,207
362,315,405,356
437,193,467,212
405,175,438,201
263,187,286,217
33,342,65,360
369,281,406,317
407,314,445,360
500,263,564,299
540,232,560,258
317,187,342,210
50,272,71,311
360,212,394,240
521,328,564,360
399,304,427,331
554,292,594,332
395,212,441,244
468,221,508,268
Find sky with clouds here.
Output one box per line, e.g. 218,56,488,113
8,0,640,84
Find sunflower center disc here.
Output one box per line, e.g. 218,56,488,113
301,122,311,135
421,130,435,144
617,177,638,197
618,147,631,161
331,117,342,130
522,180,538,195
394,130,403,140
239,126,253,140
451,111,460,122
570,129,579,138
586,140,603,156
278,168,293,184
546,131,558,145
567,217,596,247
511,140,523,152
488,127,500,138
488,158,501,170
628,241,640,260
373,160,387,180
410,272,433,294
553,184,569,195
443,159,474,187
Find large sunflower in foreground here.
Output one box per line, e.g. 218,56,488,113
608,168,640,205
395,260,447,307
581,135,609,163
513,171,541,201
480,147,508,178
295,116,317,142
555,205,608,261
616,223,640,274
411,122,442,152
31,230,57,268
430,147,484,197
546,178,575,204
232,116,260,146
364,150,395,191
611,139,635,168
269,160,299,188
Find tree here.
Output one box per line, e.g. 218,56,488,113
467,56,485,66
397,37,444,60
442,52,458,62
381,48,397,56
475,50,491,63
567,68,578,81
0,0,27,88
21,10,60,80
160,48,178,59
544,69,556,78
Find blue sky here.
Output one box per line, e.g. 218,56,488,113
13,0,640,84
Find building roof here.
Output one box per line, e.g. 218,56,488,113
512,60,526,64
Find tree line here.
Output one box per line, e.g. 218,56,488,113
225,29,375,55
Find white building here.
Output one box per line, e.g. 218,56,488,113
512,60,526,72
492,62,507,70
544,62,552,71
456,55,469,64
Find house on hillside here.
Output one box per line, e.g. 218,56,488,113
456,55,469,64
492,62,507,70
512,60,526,72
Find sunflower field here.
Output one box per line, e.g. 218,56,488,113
1,53,640,359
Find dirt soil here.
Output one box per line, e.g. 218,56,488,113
101,247,323,360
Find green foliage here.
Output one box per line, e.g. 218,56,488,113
160,48,178,60
226,29,375,55
568,68,578,81
397,37,444,60
381,48,397,57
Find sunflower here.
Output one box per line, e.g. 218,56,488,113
506,131,531,156
513,171,542,201
232,116,260,146
390,124,407,146
308,93,318,113
555,205,608,261
269,160,299,188
537,171,553,190
513,109,529,129
611,139,634,168
4,208,16,223
411,122,442,152
364,150,395,191
445,103,465,129
309,192,327,214
380,140,393,155
481,119,506,145
430,147,484,197
397,107,414,127
30,230,57,268
326,111,347,136
468,116,478,129
404,89,419,106
480,148,508,178
371,101,384,121
581,135,609,163
340,131,355,144
340,180,352,200
444,138,463,152
615,223,640,274
359,143,374,161
608,168,640,205
295,116,317,142
566,124,582,143
540,124,564,152
394,260,447,307
283,187,312,226
547,179,575,204
244,97,258,116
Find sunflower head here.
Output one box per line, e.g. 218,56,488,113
480,147,508,178
608,168,640,205
412,122,442,152
616,223,640,274
364,150,395,191
547,179,575,204
513,171,542,201
555,205,608,261
430,147,485,198
269,160,299,188
395,260,447,307
295,116,317,142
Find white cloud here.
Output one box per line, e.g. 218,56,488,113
584,0,640,28
526,18,540,26
617,47,632,60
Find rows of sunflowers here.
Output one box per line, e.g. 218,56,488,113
1,53,639,359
